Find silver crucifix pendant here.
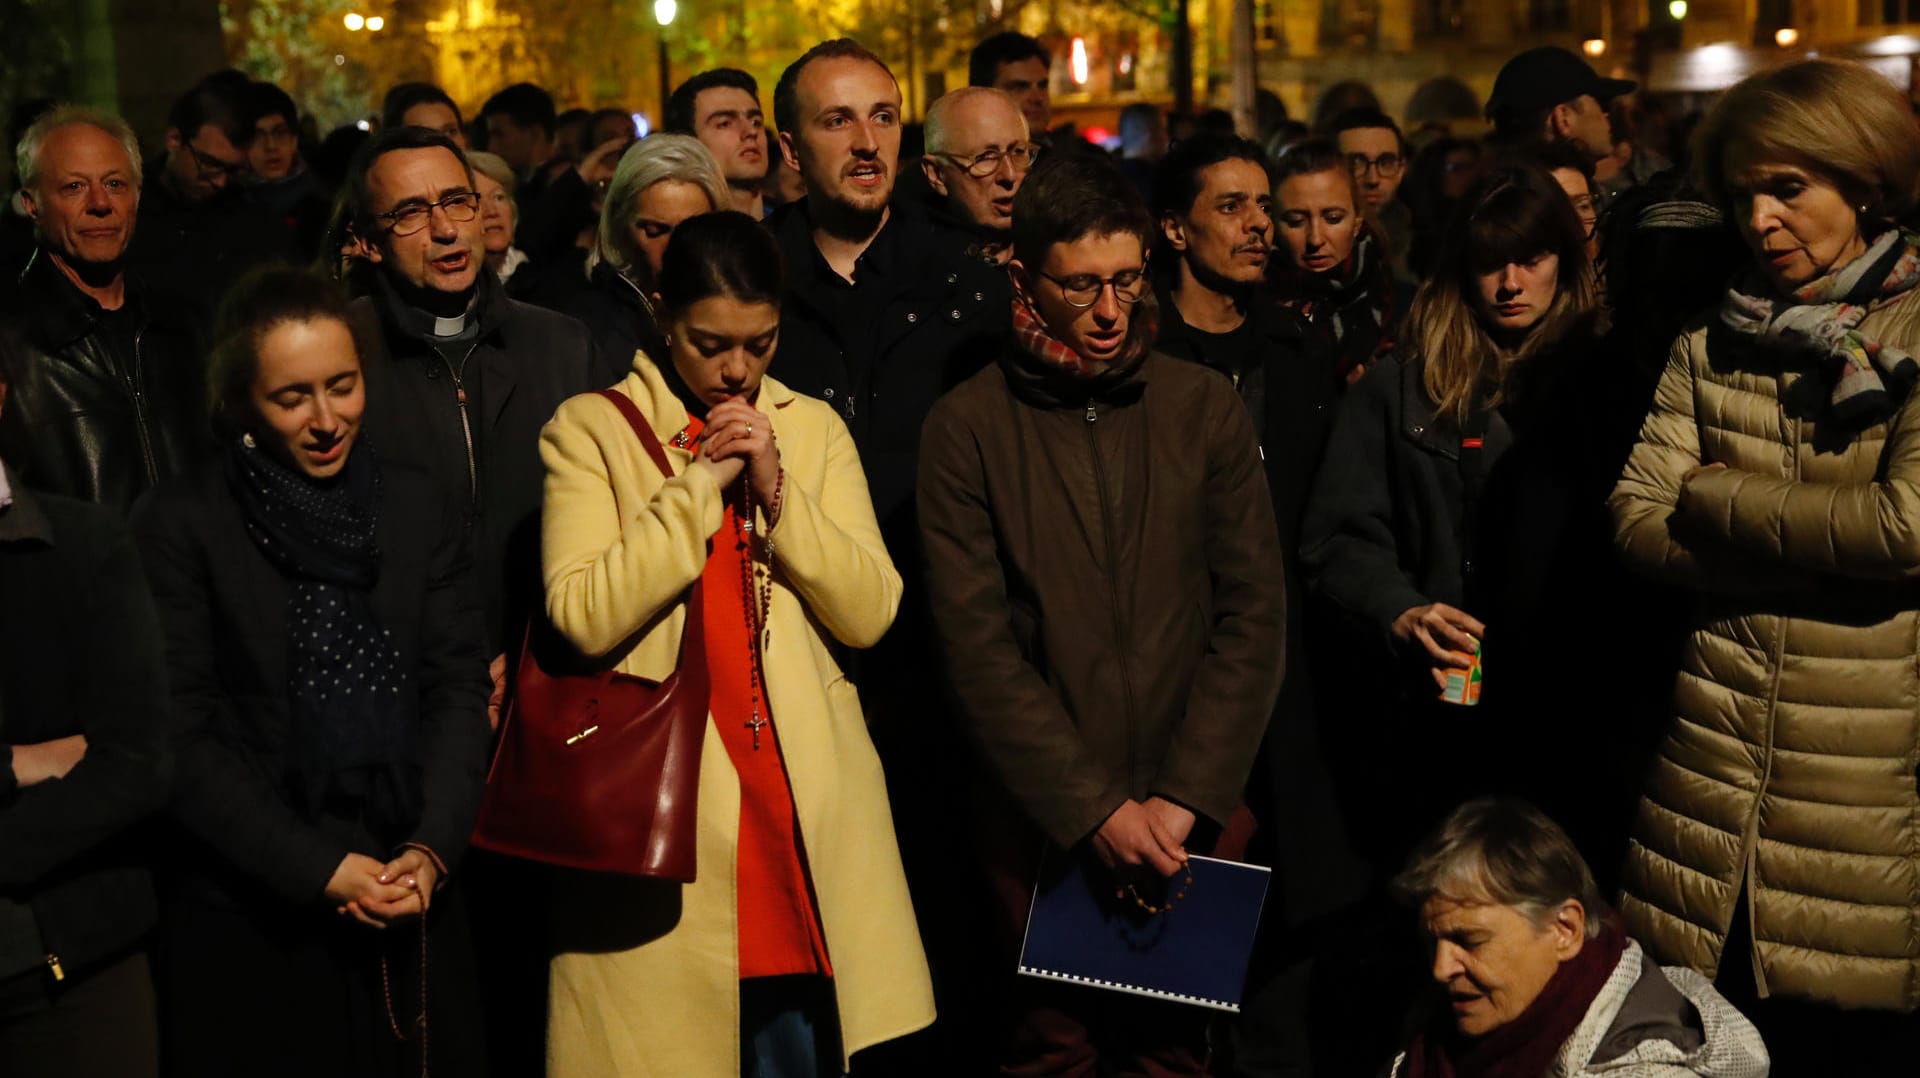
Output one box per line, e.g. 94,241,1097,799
746,712,766,750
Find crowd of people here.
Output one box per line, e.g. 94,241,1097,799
3,22,1919,1078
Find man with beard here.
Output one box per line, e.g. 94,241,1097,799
919,152,1284,1075
0,106,208,510
665,68,769,216
920,87,1031,265
770,40,1011,1070
127,72,297,329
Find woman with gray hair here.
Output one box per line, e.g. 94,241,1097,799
563,134,730,384
1388,799,1768,1078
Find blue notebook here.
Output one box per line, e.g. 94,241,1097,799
1017,850,1270,1012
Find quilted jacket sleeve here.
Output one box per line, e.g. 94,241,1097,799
1673,378,1920,580
1610,330,1834,595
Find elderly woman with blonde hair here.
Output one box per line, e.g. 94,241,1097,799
563,133,731,383
1389,799,1768,1078
1611,57,1920,1073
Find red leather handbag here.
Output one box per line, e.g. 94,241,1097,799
470,389,708,881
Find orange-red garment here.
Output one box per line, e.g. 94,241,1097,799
686,413,833,979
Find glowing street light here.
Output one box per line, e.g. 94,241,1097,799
344,11,365,30
366,15,385,31
1069,37,1089,86
1775,27,1799,47
654,0,677,25
1582,38,1606,58
1668,0,1688,18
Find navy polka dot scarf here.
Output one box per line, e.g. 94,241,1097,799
226,436,419,839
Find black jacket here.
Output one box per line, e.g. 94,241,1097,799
0,482,170,981
133,456,491,908
352,274,598,651
125,173,298,330
0,249,211,511
768,197,1011,542
561,261,667,388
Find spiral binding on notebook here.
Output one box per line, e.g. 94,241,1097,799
1015,966,1238,1012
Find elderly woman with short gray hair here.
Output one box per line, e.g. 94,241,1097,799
563,134,731,385
1388,799,1768,1078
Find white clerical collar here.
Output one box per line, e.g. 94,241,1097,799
432,313,467,338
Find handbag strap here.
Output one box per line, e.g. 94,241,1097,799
595,388,677,478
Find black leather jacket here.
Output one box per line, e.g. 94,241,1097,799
0,250,211,511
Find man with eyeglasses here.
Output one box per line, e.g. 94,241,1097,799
340,125,596,657
1330,107,1413,283
243,81,329,261
127,72,298,331
920,87,1032,265
919,151,1283,1076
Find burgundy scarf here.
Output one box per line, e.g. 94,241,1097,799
1009,266,1160,378
1402,918,1629,1078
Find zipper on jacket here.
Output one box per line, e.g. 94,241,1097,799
1085,400,1141,787
443,344,481,501
131,328,158,485
45,953,64,982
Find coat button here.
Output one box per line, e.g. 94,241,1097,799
947,273,958,284
950,310,961,319
1411,424,1424,434
907,312,918,323
824,387,835,398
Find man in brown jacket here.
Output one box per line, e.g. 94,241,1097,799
918,153,1286,1075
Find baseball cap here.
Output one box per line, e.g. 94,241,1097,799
1485,47,1637,133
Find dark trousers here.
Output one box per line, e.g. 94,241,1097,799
0,951,158,1078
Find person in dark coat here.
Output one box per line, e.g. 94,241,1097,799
562,134,731,386
1149,132,1370,1078
769,42,1013,1072
244,81,331,262
0,354,172,1078
1300,162,1610,863
337,124,598,655
1269,138,1405,388
136,268,491,1078
0,105,209,511
919,152,1286,1077
337,123,596,1078
126,72,299,331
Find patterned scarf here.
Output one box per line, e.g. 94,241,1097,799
226,435,419,840
1269,226,1398,380
1721,227,1920,425
1008,266,1160,379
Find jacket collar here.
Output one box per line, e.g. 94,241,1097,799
9,248,151,352
368,266,510,350
1156,270,1307,349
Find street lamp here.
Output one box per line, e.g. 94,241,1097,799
1069,37,1089,86
1582,38,1606,58
344,11,365,30
656,0,677,130
366,15,385,31
1775,27,1799,47
1667,0,1688,18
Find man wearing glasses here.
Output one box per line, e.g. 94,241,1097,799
1330,107,1414,283
129,72,297,330
920,87,1033,265
919,153,1284,1075
340,126,596,658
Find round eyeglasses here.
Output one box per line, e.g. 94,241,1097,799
375,191,482,236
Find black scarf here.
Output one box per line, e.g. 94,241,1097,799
225,436,420,842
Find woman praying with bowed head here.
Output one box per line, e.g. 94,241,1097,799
539,210,931,1078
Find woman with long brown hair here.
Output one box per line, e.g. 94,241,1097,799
1300,161,1604,866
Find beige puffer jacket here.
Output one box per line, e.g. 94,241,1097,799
1609,293,1920,1013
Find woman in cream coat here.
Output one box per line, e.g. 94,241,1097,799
537,211,933,1076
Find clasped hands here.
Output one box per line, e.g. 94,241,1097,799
1091,796,1195,880
688,397,782,515
325,849,440,930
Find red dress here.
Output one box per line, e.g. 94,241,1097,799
685,414,832,979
